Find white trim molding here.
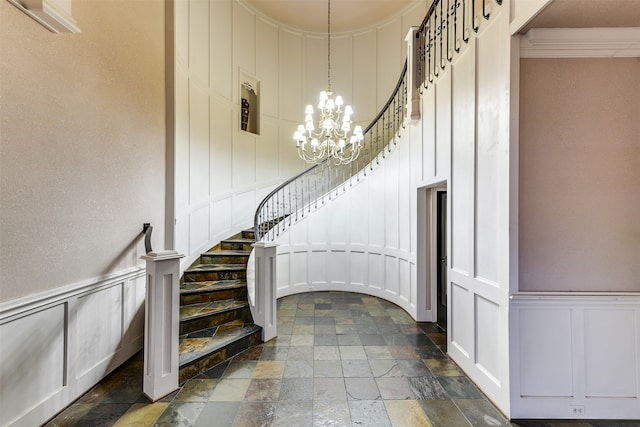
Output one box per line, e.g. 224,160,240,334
520,27,640,58
0,267,146,427
510,292,640,420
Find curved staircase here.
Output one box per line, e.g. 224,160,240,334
178,229,262,383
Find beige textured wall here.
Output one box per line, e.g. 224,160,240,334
519,58,640,292
0,1,166,302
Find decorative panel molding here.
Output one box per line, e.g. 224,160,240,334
475,295,501,385
511,294,640,419
0,268,145,427
7,0,79,33
450,282,472,358
520,28,640,58
517,308,573,397
583,309,637,398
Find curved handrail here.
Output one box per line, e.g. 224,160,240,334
254,60,408,241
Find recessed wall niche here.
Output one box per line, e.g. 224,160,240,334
239,72,260,135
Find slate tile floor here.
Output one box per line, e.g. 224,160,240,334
45,291,639,427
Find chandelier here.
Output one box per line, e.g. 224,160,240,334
292,0,363,165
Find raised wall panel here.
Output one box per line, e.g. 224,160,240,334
385,255,399,296
368,165,385,248
279,121,304,178
327,195,349,245
385,152,399,249
175,215,190,261
232,191,254,229
291,252,308,287
76,284,123,377
279,30,303,121
309,209,327,245
125,275,146,345
450,282,472,357
328,251,348,285
349,181,368,246
422,87,436,180
210,98,233,193
584,309,637,398
189,0,209,86
368,253,384,289
518,308,573,397
233,3,255,76
174,0,189,67
475,17,504,284
475,295,500,384
189,81,211,203
174,67,190,211
212,197,232,238
398,137,411,252
189,205,210,253
377,20,402,110
435,70,451,180
309,251,327,285
353,31,377,121
450,45,476,275
211,0,232,99
232,131,256,187
290,216,308,247
350,251,367,287
399,259,411,303
303,36,327,106
256,118,279,182
330,35,354,104
277,252,291,291
256,19,279,117
0,304,66,426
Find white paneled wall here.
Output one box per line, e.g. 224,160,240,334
275,135,418,317
511,294,640,419
174,0,426,270
272,1,514,415
0,269,145,427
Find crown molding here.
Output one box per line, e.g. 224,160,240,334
520,27,640,58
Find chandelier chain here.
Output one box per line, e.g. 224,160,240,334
327,0,331,93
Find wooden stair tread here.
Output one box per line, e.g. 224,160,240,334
180,280,246,294
185,264,247,273
180,299,248,322
202,250,251,256
179,323,261,367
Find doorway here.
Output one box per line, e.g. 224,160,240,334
436,191,447,330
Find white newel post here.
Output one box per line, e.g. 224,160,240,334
141,250,184,402
405,26,421,122
252,242,278,342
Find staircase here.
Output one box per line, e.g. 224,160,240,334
178,229,262,383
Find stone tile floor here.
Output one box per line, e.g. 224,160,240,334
45,291,640,426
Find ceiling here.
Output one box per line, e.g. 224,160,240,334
521,0,640,33
245,0,640,34
244,0,423,33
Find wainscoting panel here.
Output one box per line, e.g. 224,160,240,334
76,283,124,378
475,294,501,385
518,308,573,397
583,308,637,398
0,268,145,427
450,281,472,358
511,294,640,419
0,303,66,427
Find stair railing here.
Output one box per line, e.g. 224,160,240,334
254,60,409,242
